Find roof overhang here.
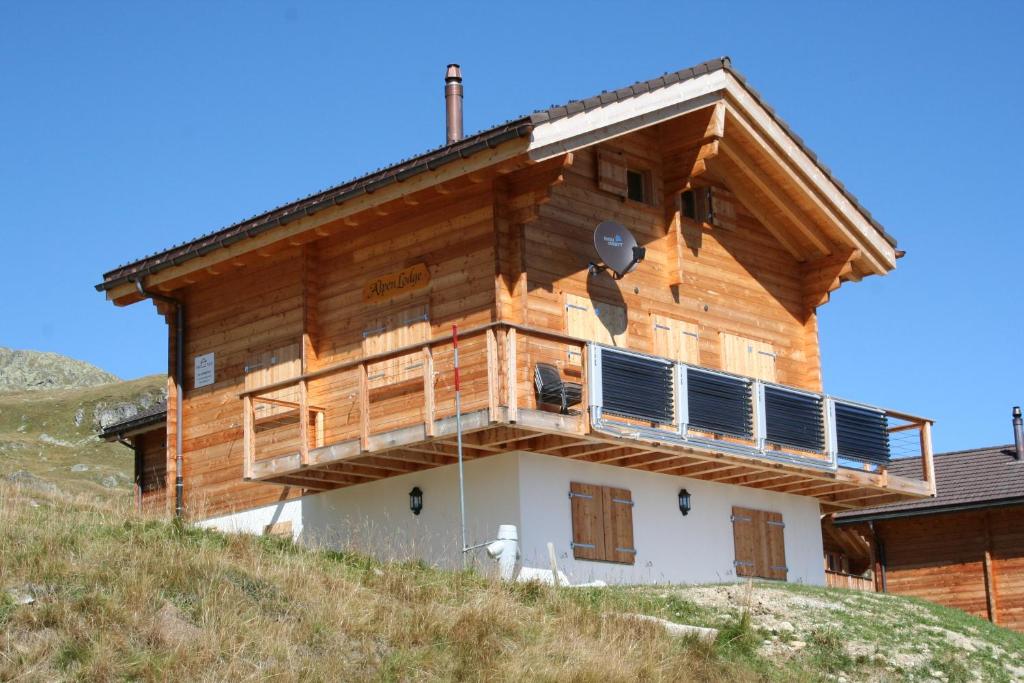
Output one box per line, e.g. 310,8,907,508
526,68,897,277
832,496,1024,525
96,58,898,306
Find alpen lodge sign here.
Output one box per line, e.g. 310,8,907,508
362,263,431,303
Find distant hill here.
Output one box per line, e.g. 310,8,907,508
0,351,164,498
0,347,119,393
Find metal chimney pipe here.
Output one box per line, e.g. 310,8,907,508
1013,406,1023,461
445,64,463,145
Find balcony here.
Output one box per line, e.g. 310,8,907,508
240,323,935,512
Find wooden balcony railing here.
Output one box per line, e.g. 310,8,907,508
238,322,935,499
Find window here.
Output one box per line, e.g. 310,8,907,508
681,187,714,224
720,332,777,382
731,506,787,580
626,169,647,203
597,148,654,205
362,303,430,387
651,314,700,364
569,482,635,564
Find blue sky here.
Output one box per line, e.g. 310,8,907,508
1,2,1021,452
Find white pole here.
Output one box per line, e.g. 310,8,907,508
453,324,467,568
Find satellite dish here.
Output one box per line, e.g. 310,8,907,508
590,220,646,279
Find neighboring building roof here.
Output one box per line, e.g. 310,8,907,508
98,401,167,440
834,445,1024,523
95,57,895,294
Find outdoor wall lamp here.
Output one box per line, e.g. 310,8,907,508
409,486,423,516
678,488,691,516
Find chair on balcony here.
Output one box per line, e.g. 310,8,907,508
534,363,583,414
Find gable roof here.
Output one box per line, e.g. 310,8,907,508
96,57,895,295
833,445,1024,524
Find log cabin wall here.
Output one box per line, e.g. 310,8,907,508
173,184,502,518
179,248,306,517
874,507,1024,631
521,128,821,393
135,428,167,516
166,120,837,519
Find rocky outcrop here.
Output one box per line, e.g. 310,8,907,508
92,391,166,431
0,348,119,393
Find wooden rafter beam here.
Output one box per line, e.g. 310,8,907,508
723,103,892,274
719,140,831,257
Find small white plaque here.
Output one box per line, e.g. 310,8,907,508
194,352,215,388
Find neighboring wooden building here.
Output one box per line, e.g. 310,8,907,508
830,426,1024,630
95,58,935,585
99,403,167,514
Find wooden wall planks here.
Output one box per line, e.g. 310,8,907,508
163,109,841,520
524,141,820,393
876,507,1024,631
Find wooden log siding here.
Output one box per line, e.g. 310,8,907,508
154,110,924,520
135,429,167,515
874,506,1024,631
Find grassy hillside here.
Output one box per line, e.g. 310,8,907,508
2,484,1022,682
0,375,164,499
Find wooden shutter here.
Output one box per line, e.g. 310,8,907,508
764,511,788,580
651,314,700,363
363,303,429,388
570,482,605,561
245,342,302,419
720,333,777,382
597,149,628,198
732,506,787,580
603,486,636,565
731,506,758,578
565,294,627,347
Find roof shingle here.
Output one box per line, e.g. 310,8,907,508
834,445,1024,522
96,57,895,294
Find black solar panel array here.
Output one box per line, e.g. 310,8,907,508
835,402,891,464
600,350,675,424
763,386,825,452
686,369,753,438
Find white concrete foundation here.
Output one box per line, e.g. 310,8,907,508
198,451,825,585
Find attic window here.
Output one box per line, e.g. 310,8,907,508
626,169,647,203
626,169,643,202
681,188,714,225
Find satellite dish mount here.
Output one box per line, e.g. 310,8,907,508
589,220,646,280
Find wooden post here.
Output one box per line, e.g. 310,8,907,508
579,343,590,435
423,345,435,437
983,511,999,624
359,363,370,452
242,394,254,480
486,327,498,422
298,379,309,466
920,421,936,495
506,328,517,423
315,409,325,448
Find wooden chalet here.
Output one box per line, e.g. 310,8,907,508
95,58,936,584
828,410,1024,630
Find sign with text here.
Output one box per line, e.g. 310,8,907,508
362,263,430,303
194,352,215,389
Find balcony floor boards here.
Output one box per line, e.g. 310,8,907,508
246,407,930,513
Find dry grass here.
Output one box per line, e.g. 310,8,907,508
5,483,1022,682
0,483,745,682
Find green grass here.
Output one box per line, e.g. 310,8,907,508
3,377,1022,680
0,375,163,498
3,483,1023,682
